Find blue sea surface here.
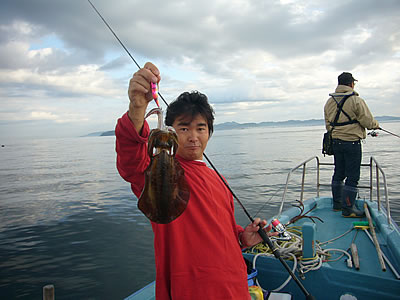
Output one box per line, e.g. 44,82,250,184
0,122,399,299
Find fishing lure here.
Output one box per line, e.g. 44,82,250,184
151,82,160,108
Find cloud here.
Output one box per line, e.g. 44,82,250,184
0,0,399,138
30,111,59,121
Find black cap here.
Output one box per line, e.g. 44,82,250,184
338,72,358,85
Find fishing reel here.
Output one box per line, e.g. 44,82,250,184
270,219,292,241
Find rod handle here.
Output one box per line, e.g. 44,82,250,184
257,228,316,299
257,227,280,258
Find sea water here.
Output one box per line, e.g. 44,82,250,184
0,122,399,299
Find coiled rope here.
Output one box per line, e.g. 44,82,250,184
245,226,354,292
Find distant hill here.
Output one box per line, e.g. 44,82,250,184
376,116,400,122
100,130,115,136
85,116,400,136
83,131,106,137
215,119,323,130
215,115,400,130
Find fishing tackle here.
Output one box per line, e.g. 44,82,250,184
379,127,400,138
252,188,282,219
271,218,291,241
368,131,378,137
88,2,315,298
151,82,160,108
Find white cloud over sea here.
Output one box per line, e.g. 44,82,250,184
0,0,399,138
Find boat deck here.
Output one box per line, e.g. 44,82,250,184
125,282,155,300
243,196,400,299
283,197,398,276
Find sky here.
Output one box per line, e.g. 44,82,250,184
0,0,399,139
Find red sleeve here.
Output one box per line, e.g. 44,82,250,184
236,224,244,236
115,112,150,197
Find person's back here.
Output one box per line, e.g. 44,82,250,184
324,83,378,141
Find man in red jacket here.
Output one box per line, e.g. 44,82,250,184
116,62,274,299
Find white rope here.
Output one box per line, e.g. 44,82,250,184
246,226,355,292
252,252,298,292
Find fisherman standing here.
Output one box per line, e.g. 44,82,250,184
324,72,379,217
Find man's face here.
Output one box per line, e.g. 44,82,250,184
172,114,209,161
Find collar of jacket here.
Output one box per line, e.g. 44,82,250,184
329,84,359,97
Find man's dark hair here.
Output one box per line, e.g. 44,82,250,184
165,91,215,136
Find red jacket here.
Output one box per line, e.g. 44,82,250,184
116,112,250,300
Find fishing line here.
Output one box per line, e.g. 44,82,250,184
87,0,169,108
252,188,282,219
88,2,315,298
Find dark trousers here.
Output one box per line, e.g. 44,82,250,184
332,139,362,188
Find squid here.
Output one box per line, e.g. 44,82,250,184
137,108,190,224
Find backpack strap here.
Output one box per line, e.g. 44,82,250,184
330,92,358,127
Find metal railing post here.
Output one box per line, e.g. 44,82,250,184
278,156,318,216
316,157,320,198
300,164,306,202
369,157,373,202
277,156,391,225
370,157,391,225
376,164,380,211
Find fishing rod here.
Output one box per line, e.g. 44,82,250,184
379,127,400,138
87,2,315,299
87,0,169,108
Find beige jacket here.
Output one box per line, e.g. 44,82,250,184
324,85,379,141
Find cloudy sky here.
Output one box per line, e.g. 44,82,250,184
1,0,399,139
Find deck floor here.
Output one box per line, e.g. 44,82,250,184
244,197,400,299
280,197,396,277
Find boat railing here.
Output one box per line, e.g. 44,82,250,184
277,156,391,225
